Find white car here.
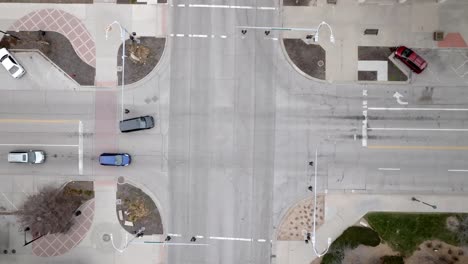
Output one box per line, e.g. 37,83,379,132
0,48,25,78
8,150,45,164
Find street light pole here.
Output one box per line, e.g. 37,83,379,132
110,227,145,253
105,21,130,121
311,149,331,257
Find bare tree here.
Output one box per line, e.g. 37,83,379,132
0,186,86,236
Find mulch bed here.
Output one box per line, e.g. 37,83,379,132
117,37,166,85
0,31,95,85
283,38,326,80
283,0,312,6
116,183,163,235
358,46,407,82
63,181,95,201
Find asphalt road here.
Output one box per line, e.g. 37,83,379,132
273,81,468,227
1,4,468,264
167,1,277,263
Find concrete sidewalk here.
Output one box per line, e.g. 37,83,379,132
275,192,468,264
0,3,168,87
282,0,468,82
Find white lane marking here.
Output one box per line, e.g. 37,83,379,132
142,241,210,246
184,4,275,10
0,143,78,147
369,127,468,132
191,34,208,38
230,5,253,9
393,92,408,105
257,239,267,242
257,6,276,10
188,4,229,8
220,35,227,38
362,110,368,147
168,233,182,237
177,4,185,7
195,235,204,239
78,121,83,175
378,168,401,171
448,169,468,172
209,236,252,242
368,107,468,111
176,34,185,37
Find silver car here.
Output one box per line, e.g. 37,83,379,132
8,150,45,164
0,48,25,78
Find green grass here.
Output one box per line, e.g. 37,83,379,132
322,226,380,264
380,255,404,264
365,212,461,256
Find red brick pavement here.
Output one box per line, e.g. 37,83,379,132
94,90,118,154
32,199,95,257
438,33,468,48
9,8,96,68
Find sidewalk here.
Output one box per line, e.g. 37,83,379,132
275,192,468,264
0,3,168,87
282,0,468,82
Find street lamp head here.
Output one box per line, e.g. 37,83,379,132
313,34,319,43
329,34,335,44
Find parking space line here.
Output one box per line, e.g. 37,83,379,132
448,169,468,172
1,193,18,210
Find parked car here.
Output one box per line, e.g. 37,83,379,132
394,46,427,74
8,150,45,164
99,153,131,166
119,115,154,133
0,48,26,78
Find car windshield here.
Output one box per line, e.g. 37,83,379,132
9,65,19,74
28,152,35,162
0,54,7,62
402,49,412,58
114,155,123,165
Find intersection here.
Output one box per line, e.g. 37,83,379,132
0,1,468,264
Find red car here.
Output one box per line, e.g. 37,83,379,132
394,46,427,73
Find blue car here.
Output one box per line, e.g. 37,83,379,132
99,153,131,166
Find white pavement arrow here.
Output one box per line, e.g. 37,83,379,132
393,92,408,105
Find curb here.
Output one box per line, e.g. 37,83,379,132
119,36,169,90
120,177,167,236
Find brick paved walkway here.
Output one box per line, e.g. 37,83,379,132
9,8,96,68
438,33,468,48
277,195,325,241
32,199,95,257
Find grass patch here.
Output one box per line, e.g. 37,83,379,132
365,212,461,256
380,255,404,264
322,226,380,264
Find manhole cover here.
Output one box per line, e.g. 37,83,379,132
102,234,111,242
317,60,324,67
